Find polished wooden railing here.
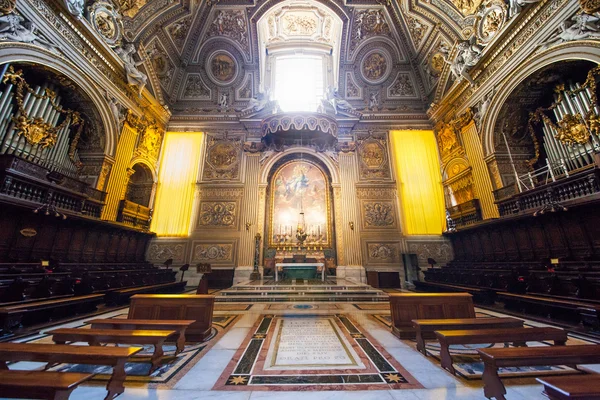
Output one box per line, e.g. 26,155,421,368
448,199,483,228
117,199,151,230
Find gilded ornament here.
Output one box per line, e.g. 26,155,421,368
555,114,590,146
364,202,394,227
452,0,484,16
580,0,600,13
362,52,388,82
0,0,16,14
3,67,83,153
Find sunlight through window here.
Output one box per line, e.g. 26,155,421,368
274,55,324,112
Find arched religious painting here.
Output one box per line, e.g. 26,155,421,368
269,159,332,248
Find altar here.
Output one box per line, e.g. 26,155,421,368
275,263,325,281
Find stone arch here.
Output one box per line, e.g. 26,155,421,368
0,43,120,158
125,161,155,208
260,146,340,185
482,42,600,157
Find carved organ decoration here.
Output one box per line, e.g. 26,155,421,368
87,0,124,47
356,132,391,180
202,136,242,181
206,10,249,52
526,65,600,171
350,9,391,55
1,66,85,173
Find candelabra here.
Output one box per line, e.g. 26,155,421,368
33,202,67,219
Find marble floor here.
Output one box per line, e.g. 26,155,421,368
5,288,600,400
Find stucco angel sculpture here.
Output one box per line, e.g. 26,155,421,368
115,43,150,97
323,86,355,114
0,12,59,51
539,13,600,49
444,36,483,86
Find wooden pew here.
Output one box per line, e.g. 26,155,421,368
87,318,195,354
0,294,104,333
389,293,475,339
0,370,94,400
536,374,600,400
434,327,568,374
412,317,524,355
0,342,141,400
477,345,600,400
49,328,176,373
105,281,186,306
128,294,215,341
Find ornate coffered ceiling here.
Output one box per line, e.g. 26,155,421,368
103,0,508,120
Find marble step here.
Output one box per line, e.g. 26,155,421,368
215,293,389,302
226,285,374,291
218,290,386,296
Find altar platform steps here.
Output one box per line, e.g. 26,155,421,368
215,280,389,302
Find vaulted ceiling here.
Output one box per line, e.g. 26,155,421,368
113,0,487,117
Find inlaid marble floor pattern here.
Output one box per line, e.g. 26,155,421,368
6,301,599,400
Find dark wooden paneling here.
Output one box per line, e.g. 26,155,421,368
447,202,600,263
0,202,153,263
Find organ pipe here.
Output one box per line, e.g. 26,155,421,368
538,80,600,174
0,66,81,177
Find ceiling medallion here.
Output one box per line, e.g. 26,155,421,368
206,51,238,86
361,50,390,84
88,0,123,47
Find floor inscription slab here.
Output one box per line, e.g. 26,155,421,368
264,316,365,370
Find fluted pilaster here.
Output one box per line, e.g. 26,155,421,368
461,121,499,219
338,153,362,266
102,123,138,221
238,153,261,267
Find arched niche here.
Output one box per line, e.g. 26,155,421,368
263,152,336,257
0,44,120,158
482,43,600,156
481,43,600,188
260,146,340,185
125,162,156,208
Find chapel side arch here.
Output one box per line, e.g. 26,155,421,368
0,44,120,159
482,43,600,157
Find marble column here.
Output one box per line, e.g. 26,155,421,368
461,121,499,219
101,123,139,221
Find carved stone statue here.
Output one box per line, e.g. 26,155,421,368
240,90,269,114
508,0,543,18
104,89,124,128
64,0,85,17
115,42,149,97
474,88,494,128
539,13,600,49
0,12,60,51
219,92,228,109
369,92,379,110
444,36,483,86
323,86,355,114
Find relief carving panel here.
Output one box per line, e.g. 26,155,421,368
191,243,235,263
202,136,242,181
366,242,400,264
147,242,186,262
362,201,396,229
198,201,237,228
357,133,391,180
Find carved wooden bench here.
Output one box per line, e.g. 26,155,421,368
0,370,94,400
536,374,600,399
0,342,141,400
49,328,176,373
104,281,186,306
0,294,104,333
434,327,568,374
411,317,524,355
477,345,600,400
87,319,195,354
